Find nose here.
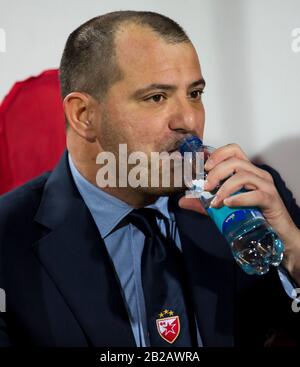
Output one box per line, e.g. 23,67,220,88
168,96,205,137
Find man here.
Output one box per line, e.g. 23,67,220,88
0,11,300,347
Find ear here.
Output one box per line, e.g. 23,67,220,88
63,92,99,143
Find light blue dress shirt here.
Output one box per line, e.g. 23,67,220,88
68,154,201,347
68,154,295,346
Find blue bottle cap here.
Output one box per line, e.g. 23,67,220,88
179,135,203,155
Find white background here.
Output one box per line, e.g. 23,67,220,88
0,0,299,202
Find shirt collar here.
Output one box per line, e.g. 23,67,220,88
68,153,174,238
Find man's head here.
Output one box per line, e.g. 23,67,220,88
60,11,191,102
60,11,205,203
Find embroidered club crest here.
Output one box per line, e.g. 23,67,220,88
156,309,180,344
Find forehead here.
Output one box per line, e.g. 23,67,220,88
114,23,202,84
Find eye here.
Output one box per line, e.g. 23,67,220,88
190,90,204,100
145,94,166,103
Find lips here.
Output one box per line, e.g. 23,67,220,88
168,148,178,153
166,140,183,153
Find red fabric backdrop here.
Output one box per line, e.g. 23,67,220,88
0,70,66,194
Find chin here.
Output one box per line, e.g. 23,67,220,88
138,185,185,197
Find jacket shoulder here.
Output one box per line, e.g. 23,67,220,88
0,172,51,228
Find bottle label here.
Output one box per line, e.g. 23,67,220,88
206,206,263,234
222,208,263,234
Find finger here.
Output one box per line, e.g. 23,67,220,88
222,189,276,210
178,197,208,216
211,170,276,208
205,143,249,171
222,185,294,241
204,157,274,191
244,184,257,190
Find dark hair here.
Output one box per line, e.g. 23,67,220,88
59,11,190,101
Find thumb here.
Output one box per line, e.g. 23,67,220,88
178,197,208,216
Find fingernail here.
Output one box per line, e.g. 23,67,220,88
223,197,231,206
204,159,213,170
210,195,218,207
203,180,209,190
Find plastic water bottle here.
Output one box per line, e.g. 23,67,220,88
179,135,285,275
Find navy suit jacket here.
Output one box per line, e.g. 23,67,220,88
0,152,299,347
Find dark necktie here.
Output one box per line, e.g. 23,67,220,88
127,208,197,347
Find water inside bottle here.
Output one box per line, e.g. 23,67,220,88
230,221,284,275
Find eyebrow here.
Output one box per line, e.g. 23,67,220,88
132,78,206,99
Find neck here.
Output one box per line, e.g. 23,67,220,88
67,132,159,208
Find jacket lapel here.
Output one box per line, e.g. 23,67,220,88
32,152,236,346
171,196,235,346
33,152,136,346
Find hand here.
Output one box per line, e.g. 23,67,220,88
178,143,300,282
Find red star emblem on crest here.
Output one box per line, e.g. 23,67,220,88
156,310,180,344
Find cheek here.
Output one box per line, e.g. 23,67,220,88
100,110,148,152
101,98,169,151
118,108,161,141
196,105,205,137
